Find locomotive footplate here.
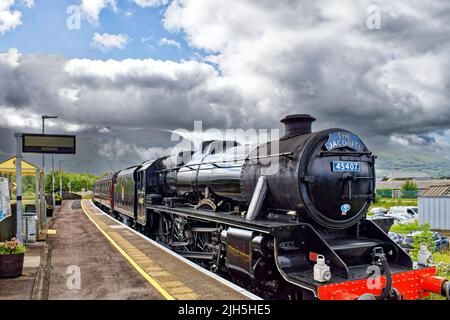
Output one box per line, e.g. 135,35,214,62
148,204,297,234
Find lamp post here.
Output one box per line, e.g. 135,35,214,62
52,155,55,208
58,160,67,198
41,115,58,171
41,115,58,219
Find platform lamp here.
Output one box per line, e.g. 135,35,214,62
41,115,58,211
58,159,73,198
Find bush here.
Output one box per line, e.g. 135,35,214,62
55,193,63,202
0,238,27,255
411,224,435,260
390,221,420,233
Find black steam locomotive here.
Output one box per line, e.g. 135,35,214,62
93,115,449,300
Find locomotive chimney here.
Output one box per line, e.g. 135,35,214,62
280,114,316,139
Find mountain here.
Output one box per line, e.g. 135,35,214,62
374,148,450,178
2,138,449,178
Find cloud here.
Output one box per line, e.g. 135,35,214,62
0,49,243,136
22,0,34,8
159,37,181,49
163,0,450,138
79,0,166,22
390,134,437,148
0,48,21,68
98,138,169,161
81,0,116,22
59,87,80,102
90,33,129,52
0,0,23,34
2,1,450,171
132,0,168,8
0,106,41,129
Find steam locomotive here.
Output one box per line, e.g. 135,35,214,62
93,115,449,300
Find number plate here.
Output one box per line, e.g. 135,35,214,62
332,161,360,172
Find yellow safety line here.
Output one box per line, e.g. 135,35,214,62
80,200,175,300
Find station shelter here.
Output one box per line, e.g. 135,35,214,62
0,157,46,240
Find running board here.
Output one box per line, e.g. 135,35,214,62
178,251,215,260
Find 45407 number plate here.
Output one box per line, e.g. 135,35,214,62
332,161,360,172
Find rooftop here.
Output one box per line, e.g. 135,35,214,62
382,171,431,181
377,179,450,190
420,185,450,197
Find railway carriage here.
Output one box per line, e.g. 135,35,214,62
93,173,116,211
114,166,138,223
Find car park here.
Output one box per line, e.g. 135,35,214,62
401,231,449,253
386,206,418,224
370,207,388,215
388,232,404,245
388,206,418,219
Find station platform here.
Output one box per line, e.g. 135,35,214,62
0,200,259,300
80,200,259,300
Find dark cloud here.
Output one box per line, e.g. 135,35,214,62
1,1,450,173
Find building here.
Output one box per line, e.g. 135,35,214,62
377,170,449,198
382,171,431,181
376,179,450,198
418,185,450,231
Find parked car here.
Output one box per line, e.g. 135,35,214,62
388,232,404,245
370,212,388,219
386,206,418,224
370,207,388,215
389,206,418,219
386,213,415,224
401,231,449,253
433,233,450,253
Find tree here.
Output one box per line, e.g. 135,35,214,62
401,180,418,198
45,172,99,193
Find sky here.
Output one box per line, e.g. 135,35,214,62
1,0,450,174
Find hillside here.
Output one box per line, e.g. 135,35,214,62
1,140,449,178
374,148,450,178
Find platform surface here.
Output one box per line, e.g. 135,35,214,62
81,199,257,300
48,200,163,300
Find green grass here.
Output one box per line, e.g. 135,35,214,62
434,252,450,264
428,252,450,300
370,198,418,210
390,221,420,234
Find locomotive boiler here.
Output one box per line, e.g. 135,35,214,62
164,115,374,229
93,115,450,300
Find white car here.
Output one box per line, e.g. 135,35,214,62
388,206,418,219
370,207,388,215
387,206,418,224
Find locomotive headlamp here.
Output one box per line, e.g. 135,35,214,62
314,255,331,283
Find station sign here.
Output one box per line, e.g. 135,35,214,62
22,134,76,154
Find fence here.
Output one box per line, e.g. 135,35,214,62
376,189,419,199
